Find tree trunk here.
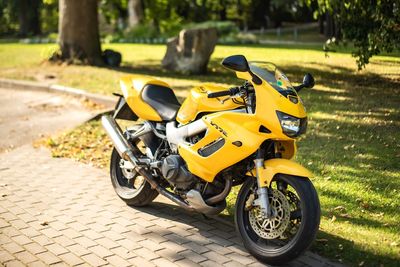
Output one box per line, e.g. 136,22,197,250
18,0,41,37
127,0,144,28
325,12,335,38
58,0,103,65
219,0,227,21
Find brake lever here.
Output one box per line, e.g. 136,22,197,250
217,96,232,104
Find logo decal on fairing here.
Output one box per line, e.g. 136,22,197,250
210,121,228,137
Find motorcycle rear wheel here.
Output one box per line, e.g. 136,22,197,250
110,145,158,207
235,174,320,265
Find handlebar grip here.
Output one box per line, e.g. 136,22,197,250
207,90,232,98
207,87,240,98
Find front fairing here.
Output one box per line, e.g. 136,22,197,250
236,63,307,140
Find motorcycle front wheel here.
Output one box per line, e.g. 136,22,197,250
235,174,320,265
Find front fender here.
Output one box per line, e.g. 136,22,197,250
247,158,313,187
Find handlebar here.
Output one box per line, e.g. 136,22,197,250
207,87,241,98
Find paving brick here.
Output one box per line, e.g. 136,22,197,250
19,228,41,238
134,247,160,261
45,243,69,256
0,234,12,246
31,235,53,246
95,237,120,250
14,251,37,264
0,249,15,262
80,229,103,240
60,228,82,239
138,239,164,252
225,253,255,265
26,260,47,267
59,252,85,266
73,236,98,248
36,251,61,265
223,261,246,267
129,256,156,267
11,235,32,246
23,242,47,255
89,245,113,258
200,260,225,267
116,238,140,250
152,258,176,267
2,226,20,237
3,242,25,254
157,247,185,262
202,251,231,264
53,235,76,247
104,255,131,267
41,227,62,239
66,244,91,257
178,250,208,264
110,246,132,259
81,253,108,267
160,240,187,253
206,243,233,255
164,233,190,245
2,259,26,267
176,258,201,267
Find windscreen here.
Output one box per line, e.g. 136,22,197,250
249,62,297,97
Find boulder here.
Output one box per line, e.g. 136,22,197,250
162,28,218,74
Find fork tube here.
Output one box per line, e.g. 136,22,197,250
255,148,272,217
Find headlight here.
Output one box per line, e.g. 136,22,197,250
276,111,307,137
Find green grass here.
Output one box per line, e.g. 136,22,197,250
2,43,399,266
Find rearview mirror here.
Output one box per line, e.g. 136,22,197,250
302,73,315,89
222,55,250,72
294,73,315,92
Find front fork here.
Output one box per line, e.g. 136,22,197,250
253,148,273,218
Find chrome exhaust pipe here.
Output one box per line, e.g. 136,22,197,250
101,115,139,164
101,115,193,211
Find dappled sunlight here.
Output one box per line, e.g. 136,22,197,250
328,95,352,102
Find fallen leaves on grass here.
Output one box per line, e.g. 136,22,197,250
39,120,113,169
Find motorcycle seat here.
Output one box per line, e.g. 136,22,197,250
141,84,181,121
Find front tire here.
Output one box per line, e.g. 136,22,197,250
235,175,320,265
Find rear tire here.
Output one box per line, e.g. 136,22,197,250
110,148,158,207
235,175,320,265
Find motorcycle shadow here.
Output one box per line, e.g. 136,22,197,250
127,199,321,267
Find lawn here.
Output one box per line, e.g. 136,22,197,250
1,43,399,267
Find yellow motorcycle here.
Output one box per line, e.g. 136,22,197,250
102,55,320,265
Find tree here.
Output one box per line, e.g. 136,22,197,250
306,0,400,69
16,0,41,36
58,0,103,65
127,0,144,27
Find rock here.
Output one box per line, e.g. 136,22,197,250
162,28,218,74
102,49,122,67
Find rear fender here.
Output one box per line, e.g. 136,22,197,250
113,96,138,121
247,158,313,187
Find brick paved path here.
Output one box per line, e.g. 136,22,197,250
0,145,344,267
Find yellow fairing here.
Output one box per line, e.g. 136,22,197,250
176,83,243,125
119,75,169,122
179,112,274,182
248,159,313,187
178,69,307,182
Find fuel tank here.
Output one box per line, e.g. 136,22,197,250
177,83,244,125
